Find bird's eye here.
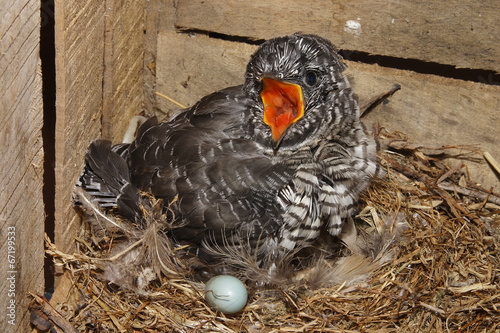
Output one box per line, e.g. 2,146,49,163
304,71,318,86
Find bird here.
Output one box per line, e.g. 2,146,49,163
78,33,380,272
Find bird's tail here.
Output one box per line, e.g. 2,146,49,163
75,140,142,223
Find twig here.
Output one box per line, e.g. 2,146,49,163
105,237,144,261
484,151,500,179
361,84,401,118
155,92,187,109
436,163,464,184
419,301,446,315
29,293,80,333
91,293,127,332
438,182,500,205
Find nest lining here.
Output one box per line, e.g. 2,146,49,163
31,128,499,332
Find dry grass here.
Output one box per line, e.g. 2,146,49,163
31,128,499,332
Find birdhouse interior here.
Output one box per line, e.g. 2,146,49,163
2,0,499,332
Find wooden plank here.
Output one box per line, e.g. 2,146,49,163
102,0,145,141
54,0,105,255
175,0,499,72
156,32,253,115
0,1,45,331
143,0,165,114
350,62,500,188
54,0,146,257
156,31,500,187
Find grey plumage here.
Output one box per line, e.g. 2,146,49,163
77,34,380,271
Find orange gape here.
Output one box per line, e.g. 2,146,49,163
260,78,304,143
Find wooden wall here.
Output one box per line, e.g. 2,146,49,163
1,0,496,330
53,0,145,255
175,0,499,72
156,0,499,187
49,0,146,322
0,0,146,329
0,1,45,331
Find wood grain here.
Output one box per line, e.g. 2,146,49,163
175,0,499,72
102,0,145,141
0,1,45,331
156,32,253,116
351,62,500,188
156,31,500,187
54,0,146,257
54,0,105,255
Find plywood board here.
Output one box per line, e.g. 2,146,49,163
0,0,45,331
175,0,499,72
156,31,499,187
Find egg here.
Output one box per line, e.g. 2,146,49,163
204,275,248,314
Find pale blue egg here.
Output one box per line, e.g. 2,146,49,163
204,275,248,314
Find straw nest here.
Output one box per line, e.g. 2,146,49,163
31,128,499,332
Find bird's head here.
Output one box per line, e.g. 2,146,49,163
244,34,349,150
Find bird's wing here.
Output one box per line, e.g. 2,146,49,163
79,140,142,222
126,88,294,245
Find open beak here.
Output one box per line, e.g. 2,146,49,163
260,78,304,146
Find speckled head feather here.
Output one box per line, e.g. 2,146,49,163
244,34,346,92
243,34,353,151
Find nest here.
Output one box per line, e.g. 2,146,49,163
31,128,499,332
